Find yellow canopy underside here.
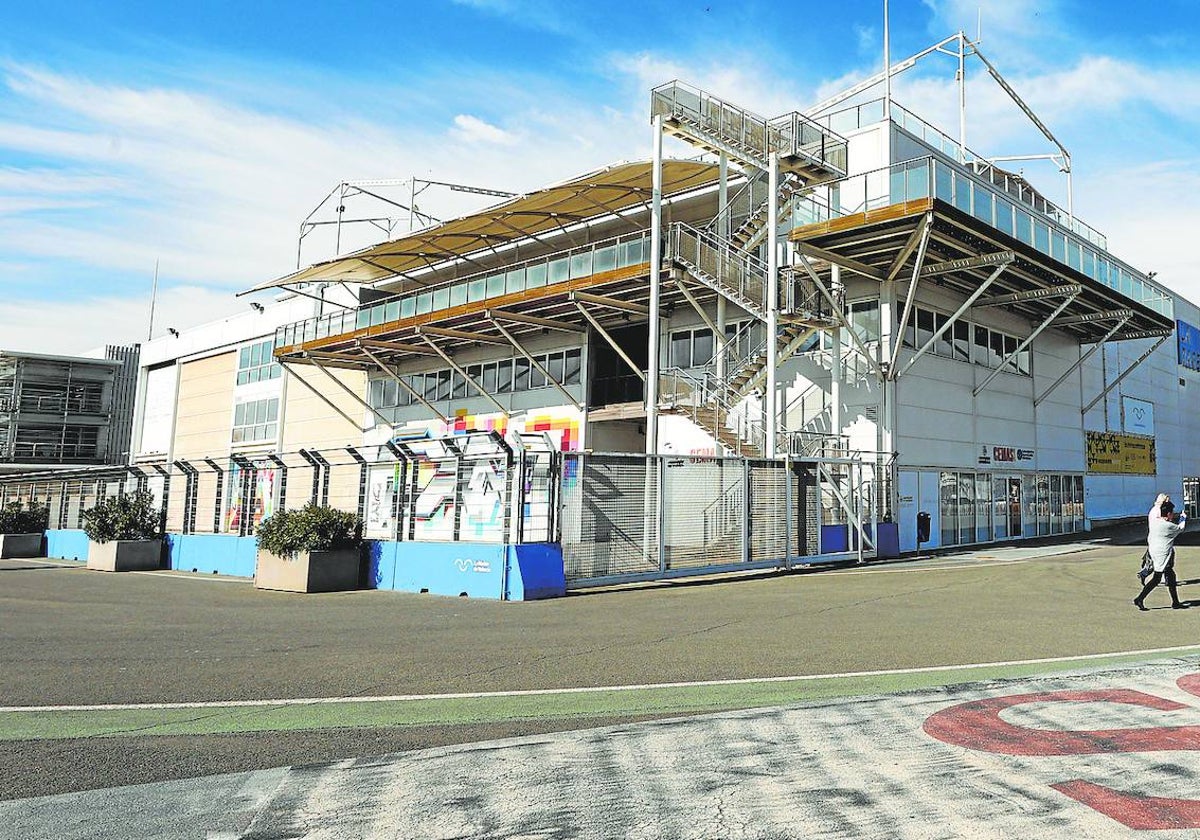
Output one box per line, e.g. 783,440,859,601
246,159,720,293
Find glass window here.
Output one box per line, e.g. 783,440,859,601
526,263,547,288
513,358,530,391
693,328,714,367
369,378,384,408
916,308,935,350
972,189,993,224
934,311,952,357
1034,221,1050,254
436,370,451,401
954,175,971,214
1015,210,1033,245
990,330,1005,369
564,348,582,385
423,374,439,402
1050,474,1063,535
482,363,497,395
993,475,1009,540
529,358,547,389
940,471,958,546
496,359,513,393
451,371,466,399
236,339,281,386
570,251,593,278
1051,232,1066,263
1067,241,1081,271
973,325,989,366
958,471,975,545
935,163,954,203
995,198,1014,237
547,352,564,384
548,257,570,284
383,379,398,407
1082,249,1095,279
975,473,991,543
952,320,970,361
594,244,617,273
671,331,692,368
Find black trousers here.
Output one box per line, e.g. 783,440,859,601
1137,563,1181,605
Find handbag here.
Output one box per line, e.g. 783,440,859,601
1138,548,1154,582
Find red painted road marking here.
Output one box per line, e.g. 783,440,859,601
1179,673,1200,699
924,675,1200,830
1052,781,1200,830
922,688,1200,755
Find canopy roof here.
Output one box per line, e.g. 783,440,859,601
246,159,721,294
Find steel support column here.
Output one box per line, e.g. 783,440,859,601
647,113,664,454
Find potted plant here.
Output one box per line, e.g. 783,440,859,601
0,501,50,559
253,502,363,593
82,490,164,572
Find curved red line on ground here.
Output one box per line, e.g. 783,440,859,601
1178,673,1200,699
1052,780,1200,830
922,689,1199,756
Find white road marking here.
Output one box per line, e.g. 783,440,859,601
3,644,1198,714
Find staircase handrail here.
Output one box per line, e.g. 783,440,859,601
651,80,848,174
669,221,769,312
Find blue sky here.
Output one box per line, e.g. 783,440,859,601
1,0,1198,351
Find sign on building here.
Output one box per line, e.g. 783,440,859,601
1178,320,1200,372
1121,396,1154,436
977,444,1036,467
1085,430,1157,475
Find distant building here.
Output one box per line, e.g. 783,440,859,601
0,346,140,472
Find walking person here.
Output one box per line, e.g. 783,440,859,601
1134,497,1187,611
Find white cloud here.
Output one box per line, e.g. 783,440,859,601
451,114,518,146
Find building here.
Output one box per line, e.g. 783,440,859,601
0,345,139,473
10,33,1196,594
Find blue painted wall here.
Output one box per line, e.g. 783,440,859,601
365,540,566,600
505,543,566,600
45,529,89,561
165,533,258,577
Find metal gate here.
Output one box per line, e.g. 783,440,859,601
559,452,844,589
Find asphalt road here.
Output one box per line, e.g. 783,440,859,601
2,532,1198,801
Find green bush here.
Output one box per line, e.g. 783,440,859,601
0,501,50,534
82,490,163,544
255,503,362,557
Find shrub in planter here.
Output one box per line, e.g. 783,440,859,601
254,503,363,593
0,501,50,558
82,490,164,572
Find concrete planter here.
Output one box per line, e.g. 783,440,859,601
255,547,361,593
87,539,162,572
0,533,43,559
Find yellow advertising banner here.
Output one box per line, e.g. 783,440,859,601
1085,431,1157,475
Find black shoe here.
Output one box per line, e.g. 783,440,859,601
1173,603,1188,610
1134,599,1147,611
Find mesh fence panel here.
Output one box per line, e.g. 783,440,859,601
326,461,363,516
748,460,790,562
193,472,220,534
560,453,660,582
518,452,556,543
662,457,745,570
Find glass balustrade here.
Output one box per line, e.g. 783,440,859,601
793,156,1172,319
276,231,652,349
814,98,1108,251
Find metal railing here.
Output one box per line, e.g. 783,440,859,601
669,222,768,315
814,97,1107,248
651,80,847,175
276,230,652,349
793,155,1173,318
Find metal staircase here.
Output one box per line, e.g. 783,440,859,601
660,322,819,457
669,222,768,320
650,80,848,180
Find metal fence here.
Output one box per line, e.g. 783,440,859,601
559,452,831,588
0,431,559,546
